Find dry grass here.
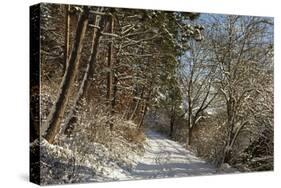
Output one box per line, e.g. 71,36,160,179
54,102,146,168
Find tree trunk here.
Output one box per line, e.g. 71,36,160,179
62,14,107,135
82,16,106,99
138,88,152,128
186,113,193,146
186,95,193,146
187,125,193,146
63,4,70,74
169,107,175,138
220,98,236,164
138,102,148,128
106,15,114,103
129,88,144,120
221,121,246,165
62,60,89,135
223,146,232,163
111,75,118,115
43,7,89,144
169,115,174,138
106,15,115,131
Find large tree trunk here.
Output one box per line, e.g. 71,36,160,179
43,7,89,144
62,13,107,135
63,4,70,74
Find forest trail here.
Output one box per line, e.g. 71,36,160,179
127,130,217,179
39,128,237,184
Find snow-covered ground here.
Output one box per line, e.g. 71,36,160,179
127,130,217,179
36,130,237,185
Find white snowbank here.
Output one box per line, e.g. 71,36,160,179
33,137,140,185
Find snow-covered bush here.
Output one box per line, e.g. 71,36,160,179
54,101,146,175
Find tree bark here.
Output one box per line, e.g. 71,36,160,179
43,7,89,143
63,4,70,74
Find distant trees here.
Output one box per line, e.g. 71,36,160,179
156,76,183,138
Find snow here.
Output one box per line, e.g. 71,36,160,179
128,130,217,179
34,130,237,185
36,138,135,185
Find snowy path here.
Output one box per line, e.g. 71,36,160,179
40,129,232,184
127,130,217,179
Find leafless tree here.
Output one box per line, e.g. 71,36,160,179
179,39,218,146
206,15,273,166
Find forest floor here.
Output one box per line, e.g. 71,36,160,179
37,129,237,185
